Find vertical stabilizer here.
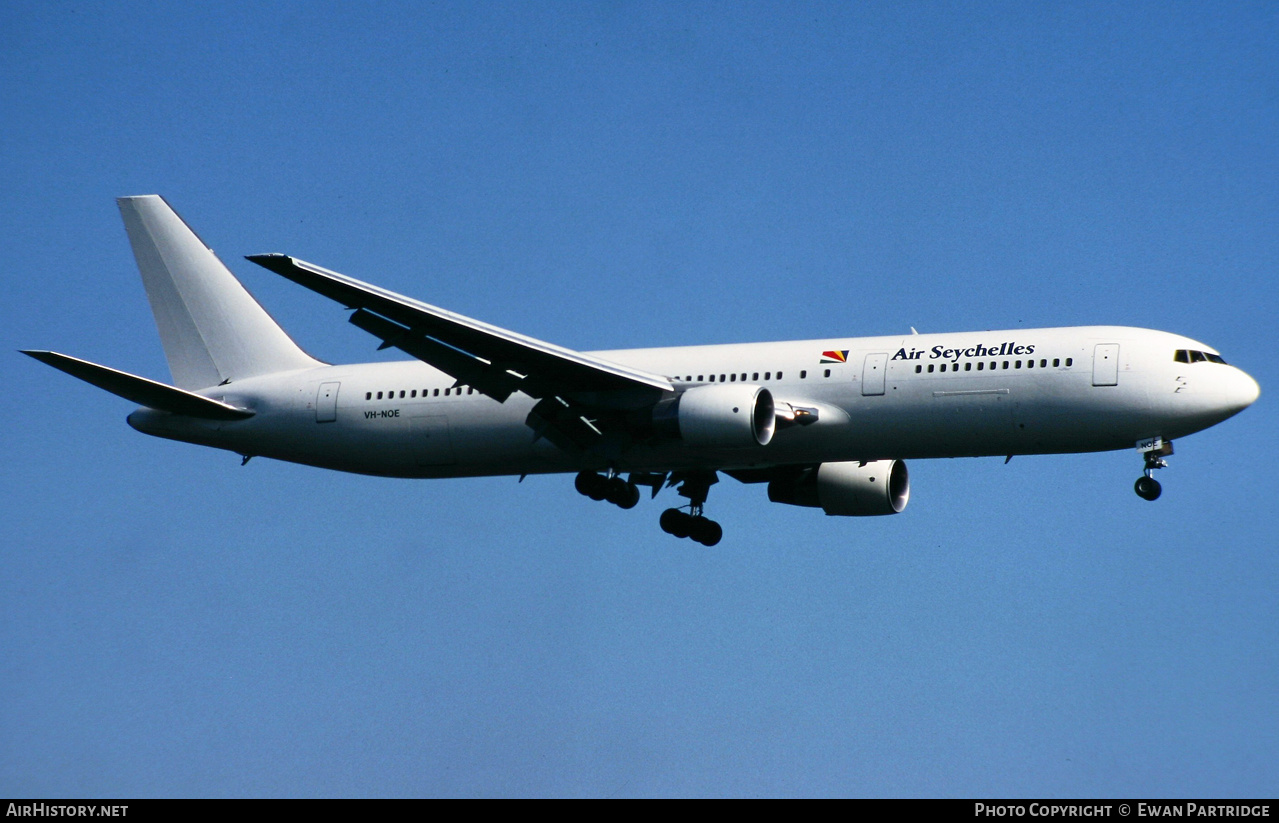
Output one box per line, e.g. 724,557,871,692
117,195,322,389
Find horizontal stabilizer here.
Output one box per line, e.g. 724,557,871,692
21,351,254,420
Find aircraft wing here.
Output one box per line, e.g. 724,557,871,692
247,254,673,404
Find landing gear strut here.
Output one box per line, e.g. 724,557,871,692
1134,439,1173,501
659,472,723,546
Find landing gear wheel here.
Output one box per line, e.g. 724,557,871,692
1134,476,1162,501
606,477,641,509
660,508,693,538
689,516,723,547
574,471,610,501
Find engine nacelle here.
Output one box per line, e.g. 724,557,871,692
767,460,909,516
654,384,776,447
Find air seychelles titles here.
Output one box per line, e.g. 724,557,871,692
892,341,1036,364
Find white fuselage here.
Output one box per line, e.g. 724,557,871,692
127,325,1259,479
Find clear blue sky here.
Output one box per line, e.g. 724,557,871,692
3,1,1276,798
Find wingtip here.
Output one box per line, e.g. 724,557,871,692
245,253,291,271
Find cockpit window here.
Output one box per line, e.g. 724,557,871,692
1174,348,1227,365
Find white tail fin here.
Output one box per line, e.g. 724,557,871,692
117,195,322,390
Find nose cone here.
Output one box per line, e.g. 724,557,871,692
1231,368,1261,413
1171,365,1260,436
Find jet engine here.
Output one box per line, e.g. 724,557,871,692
653,384,776,448
767,460,909,516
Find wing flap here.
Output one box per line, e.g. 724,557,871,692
349,308,521,401
21,351,255,420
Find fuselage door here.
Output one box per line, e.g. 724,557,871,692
862,352,888,396
1092,344,1119,387
316,381,340,423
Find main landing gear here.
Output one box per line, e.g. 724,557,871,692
659,507,723,546
1134,439,1173,501
575,469,724,545
575,471,640,509
659,472,723,546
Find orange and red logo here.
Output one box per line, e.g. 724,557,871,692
820,350,848,364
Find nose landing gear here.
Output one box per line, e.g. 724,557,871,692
1134,438,1173,501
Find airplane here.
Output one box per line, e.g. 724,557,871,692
23,196,1260,546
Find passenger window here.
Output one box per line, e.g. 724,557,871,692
940,364,947,373
720,374,726,382
977,362,984,371
965,363,972,371
365,392,372,400
1065,358,1073,367
752,373,759,381
927,364,935,373
1015,361,1022,369
1040,359,1047,368
800,370,807,379
777,371,783,379
915,365,922,373
1053,359,1060,367
1026,360,1034,369
764,372,771,380
376,391,383,399
824,369,831,378
1002,361,1009,370
990,361,997,370
730,373,736,382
